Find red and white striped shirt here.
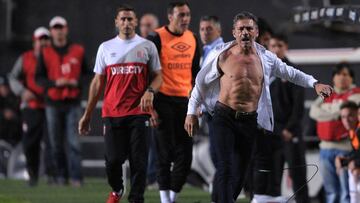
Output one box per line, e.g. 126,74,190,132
94,35,160,118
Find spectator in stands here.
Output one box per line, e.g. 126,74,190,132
0,75,21,147
36,16,87,187
310,62,360,203
335,101,360,203
8,27,51,186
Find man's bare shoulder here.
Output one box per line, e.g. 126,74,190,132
218,49,233,75
218,48,232,64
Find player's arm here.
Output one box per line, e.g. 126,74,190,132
140,70,162,112
140,41,163,112
78,74,105,135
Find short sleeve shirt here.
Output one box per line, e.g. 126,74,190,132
93,34,161,118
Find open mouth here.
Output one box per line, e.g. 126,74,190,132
241,38,250,42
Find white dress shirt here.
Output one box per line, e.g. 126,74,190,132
187,41,318,131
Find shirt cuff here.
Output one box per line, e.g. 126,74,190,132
187,100,198,115
308,78,318,88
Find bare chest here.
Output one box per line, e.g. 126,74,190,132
220,55,263,82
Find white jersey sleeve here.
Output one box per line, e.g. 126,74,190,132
147,41,161,72
93,43,106,75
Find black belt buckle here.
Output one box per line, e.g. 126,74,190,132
235,111,244,119
234,111,254,119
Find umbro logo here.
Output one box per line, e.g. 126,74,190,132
110,53,116,57
171,42,191,53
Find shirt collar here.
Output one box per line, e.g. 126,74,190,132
204,37,224,49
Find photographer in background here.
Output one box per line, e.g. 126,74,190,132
336,101,360,203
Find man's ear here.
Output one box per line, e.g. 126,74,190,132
134,17,138,27
255,28,259,38
168,13,173,23
114,18,118,28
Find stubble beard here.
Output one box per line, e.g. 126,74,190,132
242,43,251,55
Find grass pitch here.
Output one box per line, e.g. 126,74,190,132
0,178,249,203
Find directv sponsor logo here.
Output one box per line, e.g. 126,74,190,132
110,65,144,75
168,63,192,69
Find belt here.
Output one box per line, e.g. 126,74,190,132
215,101,257,120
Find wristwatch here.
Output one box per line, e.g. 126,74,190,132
147,87,155,94
313,81,319,88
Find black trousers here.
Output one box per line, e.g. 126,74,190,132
236,129,274,200
203,112,221,202
22,108,47,181
154,93,193,192
103,115,150,203
251,131,275,196
269,133,309,203
212,102,261,203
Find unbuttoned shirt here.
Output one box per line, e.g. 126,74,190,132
187,41,318,131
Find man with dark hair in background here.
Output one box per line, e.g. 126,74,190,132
78,4,162,203
268,34,309,203
8,27,52,186
147,1,201,202
255,17,273,49
140,13,159,38
199,15,223,64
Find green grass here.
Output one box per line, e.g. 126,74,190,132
0,178,249,203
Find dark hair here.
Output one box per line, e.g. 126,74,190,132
200,15,219,22
257,17,273,36
167,1,190,14
332,62,355,80
233,11,258,27
116,4,136,18
272,33,288,44
200,15,221,29
340,101,358,111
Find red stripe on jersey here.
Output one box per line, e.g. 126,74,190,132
102,62,149,118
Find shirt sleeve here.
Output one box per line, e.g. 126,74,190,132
187,54,219,115
187,83,202,115
8,55,26,96
93,43,106,75
270,51,317,88
148,41,161,72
